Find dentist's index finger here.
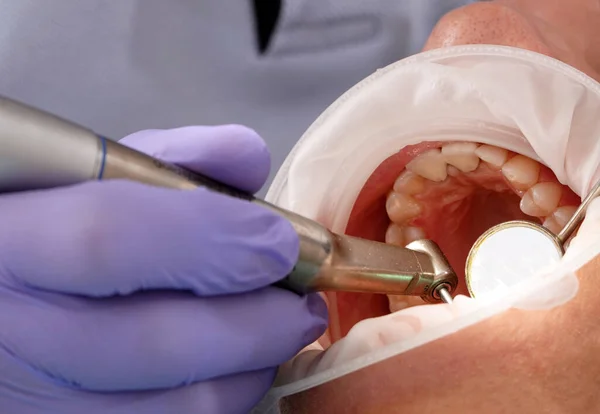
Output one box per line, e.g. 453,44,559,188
120,125,271,194
0,180,299,297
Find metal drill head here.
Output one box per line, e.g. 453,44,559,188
285,231,442,297
435,285,454,304
405,239,458,303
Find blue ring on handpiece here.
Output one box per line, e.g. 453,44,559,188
97,136,107,180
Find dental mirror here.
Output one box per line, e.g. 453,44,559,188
465,178,600,299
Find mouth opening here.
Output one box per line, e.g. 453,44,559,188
324,140,580,343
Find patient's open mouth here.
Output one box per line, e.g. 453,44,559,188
325,141,580,341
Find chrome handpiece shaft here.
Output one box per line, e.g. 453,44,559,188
0,96,457,302
99,142,449,299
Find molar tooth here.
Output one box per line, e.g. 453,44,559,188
552,205,577,228
385,223,405,246
542,216,562,234
520,196,545,217
388,295,409,312
543,206,576,234
405,149,448,182
441,142,480,172
393,171,426,194
403,226,426,243
501,155,540,191
386,192,422,224
520,182,562,217
388,295,426,313
474,145,509,169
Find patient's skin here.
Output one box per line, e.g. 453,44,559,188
424,0,600,82
282,1,600,412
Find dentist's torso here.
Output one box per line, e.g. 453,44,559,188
0,0,472,194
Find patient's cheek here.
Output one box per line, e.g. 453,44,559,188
574,254,600,312
422,2,552,56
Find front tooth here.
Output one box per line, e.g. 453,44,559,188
385,223,405,246
393,171,426,194
405,149,448,182
474,145,509,169
502,155,540,191
441,142,480,172
403,226,426,243
386,192,422,224
520,182,562,217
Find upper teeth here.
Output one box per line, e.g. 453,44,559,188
542,205,578,234
384,223,426,247
405,149,448,182
393,171,426,194
501,154,540,191
386,192,422,223
520,182,562,217
441,142,480,172
383,141,579,315
474,145,509,169
386,142,578,235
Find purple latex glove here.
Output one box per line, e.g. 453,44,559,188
0,125,328,414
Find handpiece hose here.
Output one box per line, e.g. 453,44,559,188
0,97,457,302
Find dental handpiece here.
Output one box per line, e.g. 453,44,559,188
0,97,458,303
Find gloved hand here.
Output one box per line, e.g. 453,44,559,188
0,125,328,414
